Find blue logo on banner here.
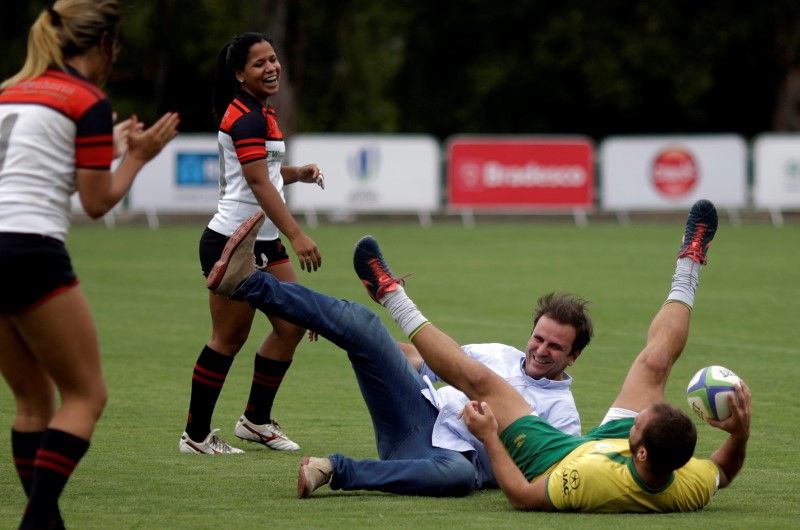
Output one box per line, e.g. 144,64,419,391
348,145,381,182
176,153,219,186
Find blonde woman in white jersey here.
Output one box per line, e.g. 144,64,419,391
178,32,324,455
0,1,179,528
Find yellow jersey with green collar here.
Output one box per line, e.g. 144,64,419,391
544,438,720,512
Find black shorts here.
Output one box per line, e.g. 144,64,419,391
0,233,78,313
198,227,290,277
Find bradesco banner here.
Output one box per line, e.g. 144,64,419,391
752,134,800,209
446,136,595,210
286,134,440,212
128,134,220,213
600,135,747,210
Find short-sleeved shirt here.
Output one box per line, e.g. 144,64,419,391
500,415,720,512
0,68,113,241
208,90,285,241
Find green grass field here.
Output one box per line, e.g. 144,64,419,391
1,218,799,529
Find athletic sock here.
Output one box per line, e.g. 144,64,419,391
12,430,43,497
666,257,701,309
381,284,430,338
185,345,234,442
19,428,89,530
244,355,292,425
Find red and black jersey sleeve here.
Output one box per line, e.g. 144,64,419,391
218,94,273,166
1,69,113,169
74,98,114,169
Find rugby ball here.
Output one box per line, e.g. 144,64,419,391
686,365,740,421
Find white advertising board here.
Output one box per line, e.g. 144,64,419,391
286,134,440,212
753,134,800,210
128,134,220,213
600,135,748,210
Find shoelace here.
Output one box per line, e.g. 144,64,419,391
366,258,413,286
268,420,295,439
207,433,237,453
367,258,394,284
688,222,708,250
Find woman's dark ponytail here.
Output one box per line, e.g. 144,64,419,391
210,32,273,125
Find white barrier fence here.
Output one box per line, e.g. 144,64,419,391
753,134,800,226
88,132,800,227
286,134,441,227
600,135,748,211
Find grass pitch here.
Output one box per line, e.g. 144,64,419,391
1,218,798,529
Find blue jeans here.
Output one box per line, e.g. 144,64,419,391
232,272,477,496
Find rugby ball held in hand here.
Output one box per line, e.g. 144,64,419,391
686,365,740,421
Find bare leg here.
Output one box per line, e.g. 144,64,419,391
609,301,690,412
256,261,306,362
8,287,107,439
610,199,717,414
2,286,105,528
409,323,533,432
0,318,56,433
208,293,256,354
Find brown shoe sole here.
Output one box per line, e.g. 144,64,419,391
297,456,311,498
206,210,265,291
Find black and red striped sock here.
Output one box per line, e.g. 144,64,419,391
19,428,88,530
12,429,43,496
244,354,292,425
185,345,233,442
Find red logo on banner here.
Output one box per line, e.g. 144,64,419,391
651,148,698,197
447,139,595,209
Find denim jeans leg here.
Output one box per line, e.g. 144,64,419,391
329,444,476,496
232,273,477,496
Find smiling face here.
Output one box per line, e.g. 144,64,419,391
523,315,579,380
235,40,280,102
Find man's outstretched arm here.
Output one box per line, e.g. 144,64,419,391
708,380,751,488
461,401,552,511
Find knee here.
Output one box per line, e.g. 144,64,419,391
329,301,384,339
210,333,249,355
14,389,57,430
86,382,108,421
271,320,306,344
264,322,305,359
349,302,379,326
62,380,107,422
95,387,108,419
636,349,673,381
433,455,476,497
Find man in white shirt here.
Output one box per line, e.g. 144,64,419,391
296,291,592,497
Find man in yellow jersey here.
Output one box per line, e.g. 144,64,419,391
352,199,751,513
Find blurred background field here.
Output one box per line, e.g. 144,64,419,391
1,219,798,529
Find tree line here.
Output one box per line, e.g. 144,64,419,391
3,0,799,141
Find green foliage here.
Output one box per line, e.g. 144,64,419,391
1,219,799,528
3,1,799,139
292,0,411,133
